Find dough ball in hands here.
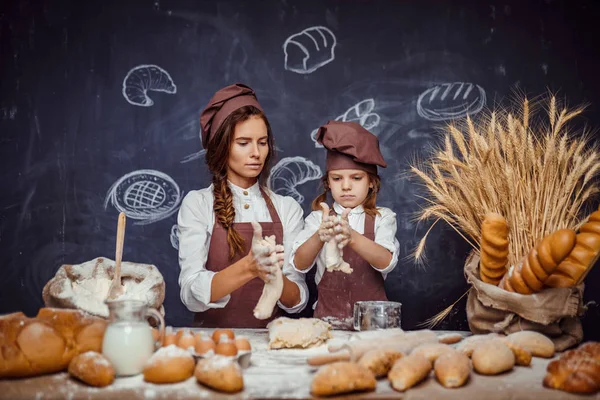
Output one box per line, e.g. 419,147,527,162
195,355,244,393
68,351,115,387
143,345,195,384
311,361,376,397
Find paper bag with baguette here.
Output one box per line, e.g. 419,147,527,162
465,250,585,351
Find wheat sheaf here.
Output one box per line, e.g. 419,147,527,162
411,95,600,328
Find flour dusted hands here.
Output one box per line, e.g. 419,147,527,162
251,222,285,320
319,203,353,274
250,222,284,283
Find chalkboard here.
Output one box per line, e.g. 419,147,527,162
1,0,599,339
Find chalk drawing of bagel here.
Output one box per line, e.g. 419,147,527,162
122,64,177,107
104,169,182,225
416,82,486,122
310,99,381,148
283,26,336,74
267,157,323,204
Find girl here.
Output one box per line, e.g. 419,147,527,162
291,120,399,329
177,83,308,328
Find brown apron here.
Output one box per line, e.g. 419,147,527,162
314,211,388,330
193,188,283,328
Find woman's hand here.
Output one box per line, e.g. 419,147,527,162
249,222,284,283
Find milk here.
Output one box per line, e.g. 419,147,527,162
102,321,155,376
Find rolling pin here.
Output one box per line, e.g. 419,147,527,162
307,330,438,366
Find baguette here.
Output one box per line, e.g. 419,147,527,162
479,213,510,285
0,308,107,378
547,207,600,287
500,229,577,294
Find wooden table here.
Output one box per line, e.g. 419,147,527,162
0,329,598,399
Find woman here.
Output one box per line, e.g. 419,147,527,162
177,83,308,328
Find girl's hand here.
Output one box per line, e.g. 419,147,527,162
318,203,335,242
333,208,352,249
250,222,284,283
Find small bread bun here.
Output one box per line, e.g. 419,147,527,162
143,344,195,384
68,351,115,387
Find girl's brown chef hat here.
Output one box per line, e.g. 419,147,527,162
199,83,263,149
316,120,387,175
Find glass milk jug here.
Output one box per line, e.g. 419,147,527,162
102,299,165,376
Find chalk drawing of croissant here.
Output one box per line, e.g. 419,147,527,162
311,99,381,148
122,64,177,107
267,157,322,204
283,26,336,74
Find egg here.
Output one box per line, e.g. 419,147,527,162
212,329,235,343
177,329,196,350
163,332,177,347
235,337,252,352
215,339,238,356
195,337,216,355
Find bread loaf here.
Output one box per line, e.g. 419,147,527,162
0,308,107,378
311,361,376,396
479,213,510,285
195,355,244,393
388,353,432,392
506,331,555,358
471,340,515,375
547,207,600,287
143,345,195,384
434,350,471,388
500,229,577,294
68,351,115,387
358,349,403,378
411,343,456,363
543,342,600,394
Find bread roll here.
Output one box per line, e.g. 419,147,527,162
411,343,456,363
195,355,244,393
388,353,432,392
434,350,471,388
0,308,107,378
543,345,600,394
577,341,600,361
438,333,464,345
506,331,555,358
500,229,577,294
143,344,195,384
311,361,376,396
548,207,600,287
455,333,504,357
500,339,532,366
358,349,403,378
471,340,515,375
479,213,509,285
68,351,115,387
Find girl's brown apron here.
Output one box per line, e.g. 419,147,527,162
193,188,283,328
314,212,388,330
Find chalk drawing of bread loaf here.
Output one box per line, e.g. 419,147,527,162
417,82,486,122
283,26,336,74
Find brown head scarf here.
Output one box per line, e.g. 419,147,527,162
199,83,263,149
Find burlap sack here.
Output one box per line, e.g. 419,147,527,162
465,251,585,351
